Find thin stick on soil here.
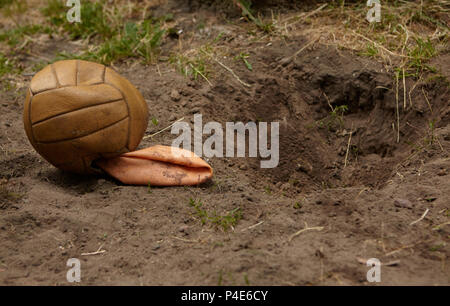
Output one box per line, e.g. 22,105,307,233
410,208,430,226
156,64,162,77
289,222,324,242
322,91,333,112
213,58,251,88
384,240,428,257
344,126,353,168
395,72,400,143
189,63,212,86
402,68,407,109
435,137,445,153
352,31,410,59
81,244,106,256
143,117,185,139
242,221,264,232
432,221,450,231
422,87,433,113
284,3,328,27
408,78,420,108
399,24,409,56
290,37,319,59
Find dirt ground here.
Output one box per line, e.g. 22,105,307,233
0,1,449,285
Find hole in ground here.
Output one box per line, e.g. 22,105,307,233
201,39,449,193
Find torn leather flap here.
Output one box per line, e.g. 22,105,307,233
96,145,213,186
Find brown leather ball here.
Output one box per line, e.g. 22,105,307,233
23,60,149,174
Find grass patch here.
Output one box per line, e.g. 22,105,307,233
39,0,165,65
0,0,13,9
169,49,211,82
41,0,117,40
265,0,447,84
0,24,51,48
359,43,378,57
235,0,274,33
169,32,227,83
234,52,253,71
0,0,27,22
0,52,21,90
317,104,348,132
36,19,165,65
293,201,303,210
405,37,437,77
86,20,164,64
0,52,15,76
189,198,242,231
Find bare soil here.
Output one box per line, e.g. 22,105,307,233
0,1,449,285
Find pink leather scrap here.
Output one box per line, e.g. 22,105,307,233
96,145,213,186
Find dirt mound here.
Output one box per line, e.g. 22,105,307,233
188,37,449,193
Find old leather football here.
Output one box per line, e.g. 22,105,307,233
23,59,149,174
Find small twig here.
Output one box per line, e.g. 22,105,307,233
25,51,51,61
383,260,401,267
322,91,333,112
352,31,411,59
344,125,353,168
213,58,251,88
399,24,409,56
81,244,106,256
402,68,407,109
156,64,162,77
189,63,213,86
287,3,328,27
395,71,400,143
290,37,319,59
241,221,264,232
384,239,429,257
435,136,445,153
432,221,450,231
143,117,185,139
408,78,420,108
410,208,430,226
289,222,324,242
422,87,433,113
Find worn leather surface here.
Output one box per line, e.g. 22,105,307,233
23,59,149,174
96,145,213,186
